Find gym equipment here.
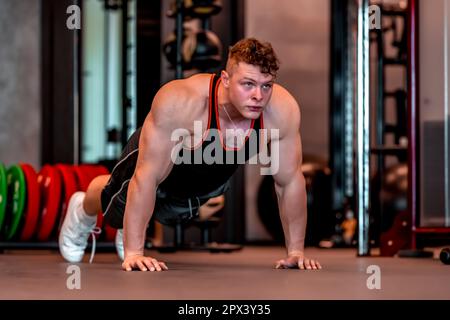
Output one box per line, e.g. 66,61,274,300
73,165,91,191
152,197,241,253
191,217,241,252
398,248,433,258
186,0,222,17
154,217,242,253
54,164,78,234
0,163,7,233
0,163,117,252
167,0,222,19
184,30,222,70
257,160,334,246
401,1,450,254
164,29,222,71
18,164,40,241
369,163,413,256
36,165,62,241
370,4,409,254
164,0,224,78
3,165,26,240
163,32,181,69
440,248,450,265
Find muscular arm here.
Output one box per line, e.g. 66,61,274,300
123,116,173,257
123,83,186,259
271,103,307,256
270,90,321,270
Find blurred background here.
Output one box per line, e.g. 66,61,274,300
0,0,449,258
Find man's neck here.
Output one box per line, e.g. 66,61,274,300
217,81,248,127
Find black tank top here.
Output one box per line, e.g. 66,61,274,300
158,74,264,198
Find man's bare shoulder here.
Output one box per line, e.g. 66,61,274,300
264,84,301,134
147,73,212,128
155,73,211,107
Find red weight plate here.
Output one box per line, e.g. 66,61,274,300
88,164,110,177
18,163,41,241
79,164,96,180
78,164,109,183
103,224,117,242
72,165,91,191
54,164,78,233
36,165,62,241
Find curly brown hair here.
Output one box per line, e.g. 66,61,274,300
227,38,280,77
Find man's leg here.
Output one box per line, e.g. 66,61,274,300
83,174,111,215
198,195,225,220
85,174,126,261
59,174,111,262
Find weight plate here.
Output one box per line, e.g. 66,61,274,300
18,163,40,241
4,165,26,240
73,165,91,191
54,164,78,233
36,165,62,241
0,163,7,233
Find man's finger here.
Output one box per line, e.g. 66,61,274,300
142,258,154,271
304,258,312,270
159,262,169,270
298,259,305,270
136,260,147,271
310,260,318,270
122,262,132,272
151,259,161,272
275,259,285,269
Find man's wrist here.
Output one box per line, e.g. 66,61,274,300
288,250,304,257
125,251,144,259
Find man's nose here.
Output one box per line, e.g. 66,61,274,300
252,87,263,101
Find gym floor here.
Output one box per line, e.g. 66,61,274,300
1,246,449,300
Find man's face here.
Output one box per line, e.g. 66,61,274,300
222,62,274,120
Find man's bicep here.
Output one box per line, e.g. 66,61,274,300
272,131,302,187
134,115,176,186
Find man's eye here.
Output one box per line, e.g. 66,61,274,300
262,84,272,90
244,82,253,87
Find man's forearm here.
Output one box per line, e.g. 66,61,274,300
275,173,308,255
123,176,157,257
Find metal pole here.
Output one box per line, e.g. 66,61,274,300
73,0,80,165
356,0,370,256
104,9,109,158
345,0,355,199
175,0,184,79
407,0,418,248
121,0,128,148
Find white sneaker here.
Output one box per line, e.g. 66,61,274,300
59,192,98,263
115,229,124,261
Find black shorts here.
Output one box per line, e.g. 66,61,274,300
101,128,229,229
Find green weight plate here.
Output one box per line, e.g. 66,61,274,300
0,163,7,233
4,165,26,240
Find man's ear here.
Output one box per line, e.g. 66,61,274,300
221,70,230,88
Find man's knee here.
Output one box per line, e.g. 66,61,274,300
84,174,111,213
87,174,111,194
